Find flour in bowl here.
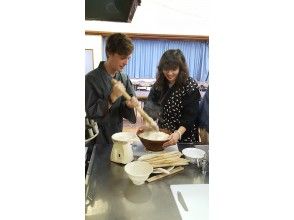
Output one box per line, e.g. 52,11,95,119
139,131,169,141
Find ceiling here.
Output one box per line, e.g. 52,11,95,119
85,0,141,22
85,0,209,36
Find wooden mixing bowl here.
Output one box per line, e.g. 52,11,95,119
136,129,171,152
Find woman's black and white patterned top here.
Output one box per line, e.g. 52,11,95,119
144,77,201,143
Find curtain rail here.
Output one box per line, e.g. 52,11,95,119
85,31,208,41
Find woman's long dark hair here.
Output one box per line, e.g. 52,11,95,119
154,49,189,90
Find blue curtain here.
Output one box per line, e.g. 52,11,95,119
102,38,209,82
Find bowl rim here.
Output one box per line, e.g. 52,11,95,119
111,131,138,143
124,161,153,177
85,132,98,144
182,147,206,159
136,129,171,142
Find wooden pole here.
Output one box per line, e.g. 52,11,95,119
111,79,159,130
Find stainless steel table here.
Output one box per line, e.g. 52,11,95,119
85,143,209,220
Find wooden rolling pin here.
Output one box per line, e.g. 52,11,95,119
111,79,159,131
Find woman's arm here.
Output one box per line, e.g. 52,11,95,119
162,126,187,147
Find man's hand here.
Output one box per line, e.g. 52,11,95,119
138,124,153,132
110,81,125,103
126,96,139,108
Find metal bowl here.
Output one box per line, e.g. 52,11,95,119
182,148,206,164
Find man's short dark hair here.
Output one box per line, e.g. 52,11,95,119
105,33,134,58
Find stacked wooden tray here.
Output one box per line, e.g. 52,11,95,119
137,151,190,182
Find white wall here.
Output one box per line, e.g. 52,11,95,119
85,35,102,69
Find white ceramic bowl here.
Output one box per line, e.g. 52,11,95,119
182,148,206,164
112,132,139,143
124,161,153,185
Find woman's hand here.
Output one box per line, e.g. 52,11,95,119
162,131,181,148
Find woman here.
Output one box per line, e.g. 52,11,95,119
144,49,201,147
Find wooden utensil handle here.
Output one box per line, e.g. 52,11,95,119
111,79,158,130
135,107,157,128
146,166,184,182
111,79,132,100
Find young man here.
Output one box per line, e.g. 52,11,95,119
85,33,139,144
